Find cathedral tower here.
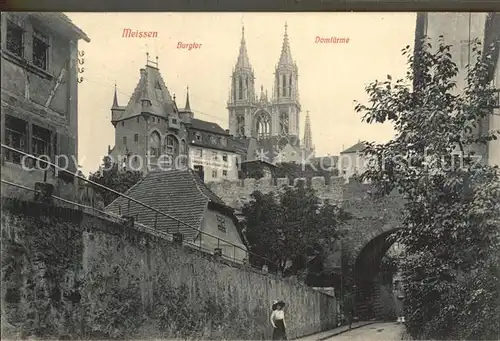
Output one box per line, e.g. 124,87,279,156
227,26,256,138
272,22,301,142
227,23,311,162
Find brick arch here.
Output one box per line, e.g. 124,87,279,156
353,228,400,282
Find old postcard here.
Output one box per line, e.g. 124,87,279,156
1,10,499,341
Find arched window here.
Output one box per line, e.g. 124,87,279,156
149,131,161,158
245,76,249,99
238,76,243,100
282,74,287,97
289,75,293,97
279,111,289,135
166,135,179,156
180,139,186,154
237,115,245,136
256,113,271,138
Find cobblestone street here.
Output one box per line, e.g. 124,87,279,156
324,322,404,341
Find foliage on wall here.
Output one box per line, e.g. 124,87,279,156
2,200,337,340
357,37,500,340
1,211,84,339
81,242,258,340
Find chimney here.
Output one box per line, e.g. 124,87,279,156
225,129,230,134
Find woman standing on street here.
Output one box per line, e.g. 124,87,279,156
271,300,288,340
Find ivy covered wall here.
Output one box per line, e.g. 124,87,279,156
1,198,337,340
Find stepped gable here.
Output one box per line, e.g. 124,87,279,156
106,168,229,241
116,64,176,121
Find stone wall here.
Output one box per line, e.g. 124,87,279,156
1,198,337,340
207,176,404,253
207,175,406,292
207,176,346,209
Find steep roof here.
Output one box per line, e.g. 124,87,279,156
114,65,177,122
340,141,367,154
190,118,229,135
105,168,229,241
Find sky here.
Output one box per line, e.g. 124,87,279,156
67,12,417,176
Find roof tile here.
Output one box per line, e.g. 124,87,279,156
106,168,227,241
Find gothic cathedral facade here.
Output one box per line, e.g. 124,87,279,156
227,24,314,162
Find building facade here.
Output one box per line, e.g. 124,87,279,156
1,12,89,199
227,24,314,163
108,59,239,183
339,141,369,181
187,115,240,183
415,12,500,166
107,57,189,173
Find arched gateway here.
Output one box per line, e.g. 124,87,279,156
207,176,406,320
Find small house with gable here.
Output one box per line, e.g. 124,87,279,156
106,168,248,262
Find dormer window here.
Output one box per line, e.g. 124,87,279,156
195,132,201,141
209,135,217,144
141,99,151,110
172,118,177,124
220,137,227,146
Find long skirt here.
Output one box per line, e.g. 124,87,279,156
273,319,287,340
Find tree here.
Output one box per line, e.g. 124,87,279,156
355,37,500,339
88,156,143,206
241,181,351,279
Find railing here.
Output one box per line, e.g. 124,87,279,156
1,144,281,274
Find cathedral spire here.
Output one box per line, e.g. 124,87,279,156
304,111,313,150
235,25,252,70
278,22,294,66
112,83,119,108
185,86,191,111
